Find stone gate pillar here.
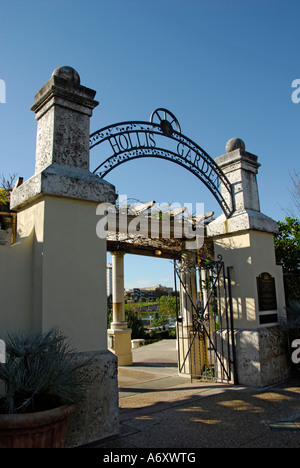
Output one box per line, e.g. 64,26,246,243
207,138,289,387
107,251,132,365
10,66,119,446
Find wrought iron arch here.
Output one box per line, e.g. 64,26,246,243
90,109,234,217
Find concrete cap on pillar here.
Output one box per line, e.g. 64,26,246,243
10,65,116,210
226,138,246,153
51,65,81,85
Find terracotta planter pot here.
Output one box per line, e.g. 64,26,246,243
0,405,75,448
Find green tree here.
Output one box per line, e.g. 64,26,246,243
0,173,18,206
125,303,145,339
157,295,177,323
274,217,300,273
274,217,300,304
151,310,169,328
0,188,9,205
107,303,145,338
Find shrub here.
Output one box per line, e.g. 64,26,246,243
0,328,89,414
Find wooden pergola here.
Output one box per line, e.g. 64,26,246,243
105,201,215,259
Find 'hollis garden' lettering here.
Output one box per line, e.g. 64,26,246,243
106,130,218,185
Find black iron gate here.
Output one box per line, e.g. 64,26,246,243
174,251,237,384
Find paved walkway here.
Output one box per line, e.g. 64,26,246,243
92,340,300,449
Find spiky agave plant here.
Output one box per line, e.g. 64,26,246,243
0,328,90,414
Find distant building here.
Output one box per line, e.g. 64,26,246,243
125,284,173,301
143,284,173,297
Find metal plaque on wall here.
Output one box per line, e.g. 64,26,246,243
257,272,277,311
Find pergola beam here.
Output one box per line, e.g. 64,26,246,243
107,240,181,259
105,206,215,259
128,200,155,215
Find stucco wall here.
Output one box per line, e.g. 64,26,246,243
0,230,34,335
213,230,286,329
1,195,109,352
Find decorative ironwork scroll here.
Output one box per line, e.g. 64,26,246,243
90,109,234,217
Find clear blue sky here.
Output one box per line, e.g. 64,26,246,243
1,0,299,289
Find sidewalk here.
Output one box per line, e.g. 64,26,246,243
91,340,300,449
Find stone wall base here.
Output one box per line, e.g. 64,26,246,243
65,350,119,448
235,326,291,387
215,326,291,387
107,328,133,366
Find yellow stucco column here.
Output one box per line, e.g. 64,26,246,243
10,66,116,352
108,251,132,365
207,138,289,387
207,138,286,329
7,66,119,445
